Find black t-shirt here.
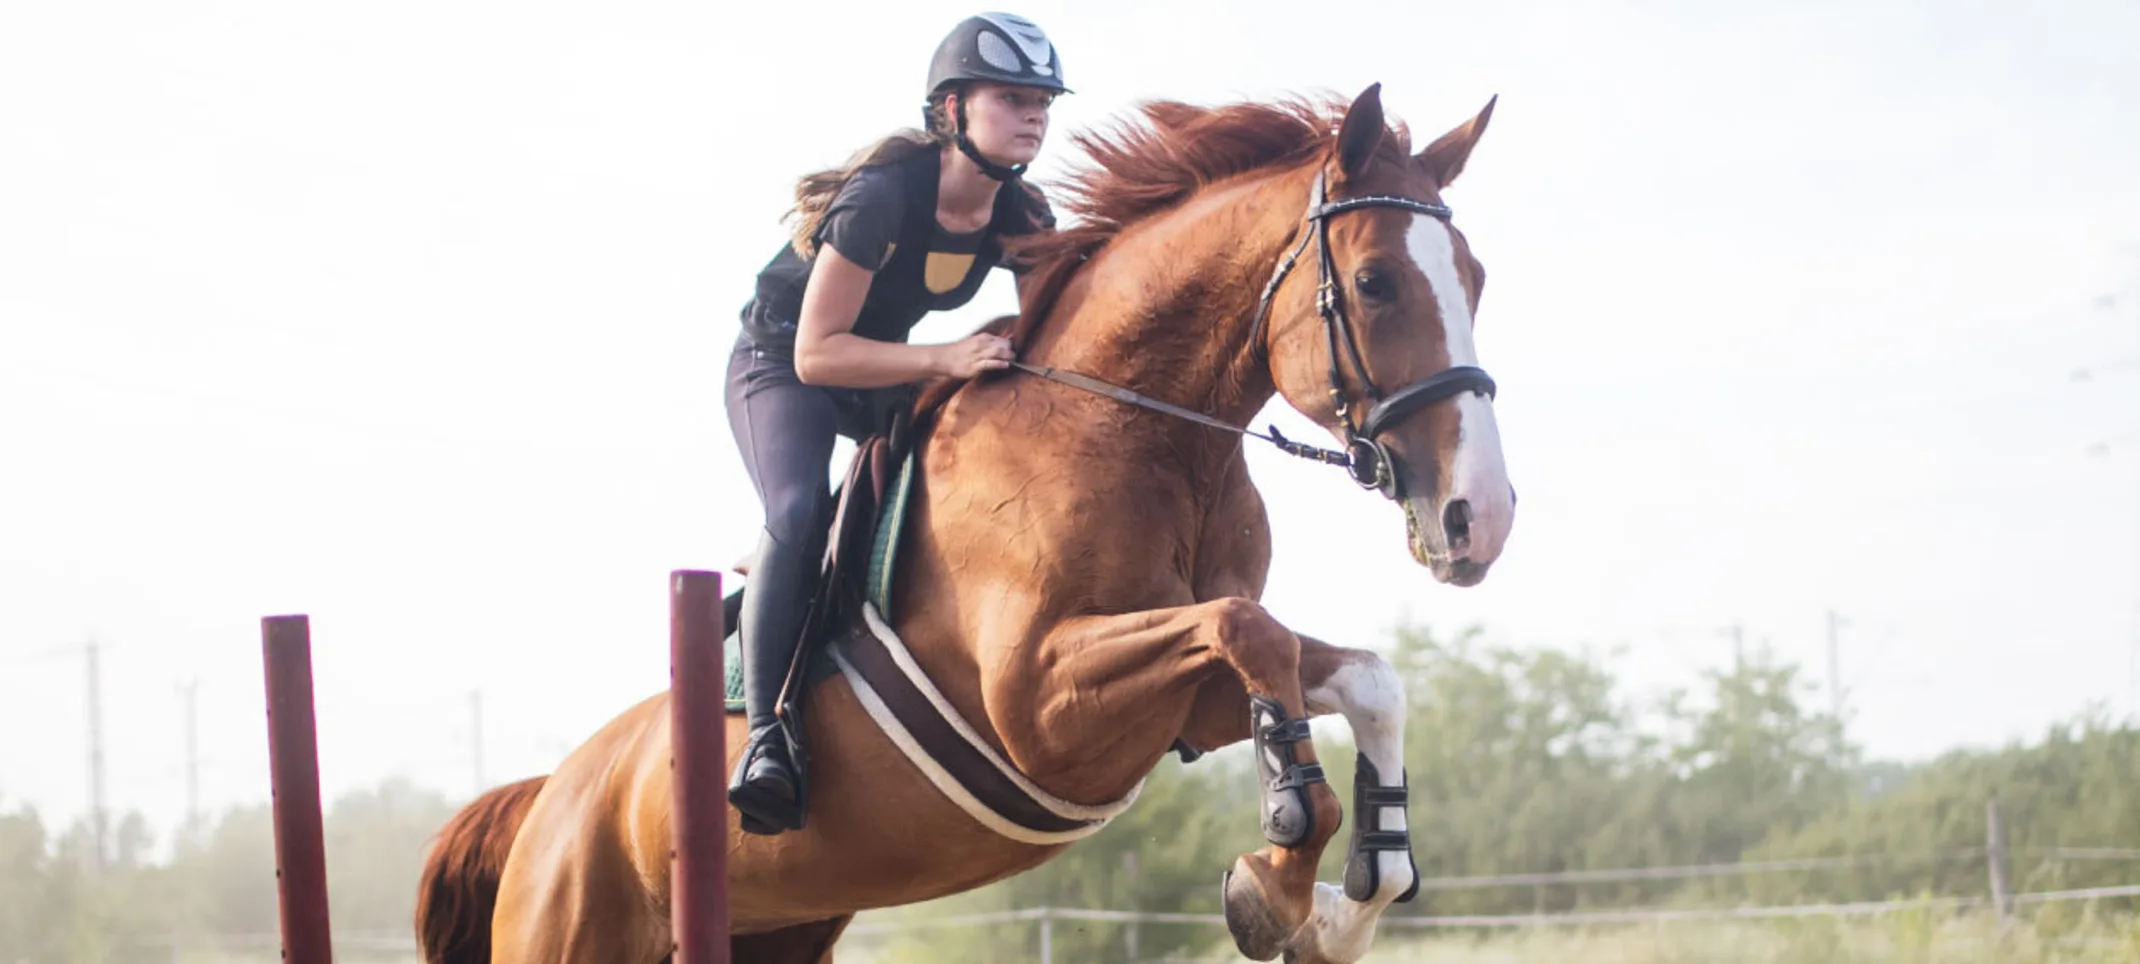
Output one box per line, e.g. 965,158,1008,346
738,147,1054,355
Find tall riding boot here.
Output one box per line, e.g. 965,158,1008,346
727,523,817,834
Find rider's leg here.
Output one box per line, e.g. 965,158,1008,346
723,340,840,833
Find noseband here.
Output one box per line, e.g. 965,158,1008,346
1011,168,1498,502
1244,170,1496,497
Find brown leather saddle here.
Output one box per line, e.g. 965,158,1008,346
721,397,917,692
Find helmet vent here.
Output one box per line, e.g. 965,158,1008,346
976,31,1022,73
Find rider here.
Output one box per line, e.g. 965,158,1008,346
723,12,1070,835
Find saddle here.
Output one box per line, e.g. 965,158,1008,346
717,399,920,778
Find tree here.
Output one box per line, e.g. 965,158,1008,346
0,796,54,962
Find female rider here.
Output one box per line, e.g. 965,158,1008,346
723,12,1069,835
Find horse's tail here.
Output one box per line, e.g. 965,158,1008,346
414,774,547,964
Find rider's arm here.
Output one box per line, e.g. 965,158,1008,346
792,247,950,388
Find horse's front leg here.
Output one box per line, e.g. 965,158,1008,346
1170,633,1417,964
995,598,1342,961
1294,635,1420,962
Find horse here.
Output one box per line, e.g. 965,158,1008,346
413,81,1513,964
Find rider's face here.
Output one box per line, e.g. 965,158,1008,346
956,82,1055,167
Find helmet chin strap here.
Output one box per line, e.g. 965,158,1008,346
941,94,1026,182
956,135,1024,181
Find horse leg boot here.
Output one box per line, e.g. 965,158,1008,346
1001,597,1341,962
728,520,820,834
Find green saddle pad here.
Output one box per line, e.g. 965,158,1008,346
723,446,918,713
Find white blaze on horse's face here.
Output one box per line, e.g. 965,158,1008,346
1402,214,1513,584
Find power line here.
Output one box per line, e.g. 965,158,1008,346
2074,285,2140,721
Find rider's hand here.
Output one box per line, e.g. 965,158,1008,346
936,332,1014,379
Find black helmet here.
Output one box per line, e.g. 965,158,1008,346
925,13,1070,102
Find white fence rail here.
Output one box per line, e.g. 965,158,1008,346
1408,849,1983,890
161,882,2140,964
841,881,2140,935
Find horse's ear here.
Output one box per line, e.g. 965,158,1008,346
1334,82,1386,182
1417,94,1497,189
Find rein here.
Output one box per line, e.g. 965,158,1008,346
1007,359,1355,468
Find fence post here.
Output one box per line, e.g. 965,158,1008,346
1039,907,1053,964
1121,851,1139,962
262,615,334,964
1987,797,2014,921
670,570,730,964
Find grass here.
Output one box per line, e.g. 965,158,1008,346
150,906,2140,963
1373,907,2140,964
834,903,2140,963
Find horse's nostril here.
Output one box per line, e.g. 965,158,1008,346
1443,498,1473,552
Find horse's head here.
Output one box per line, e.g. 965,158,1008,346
1261,85,1512,586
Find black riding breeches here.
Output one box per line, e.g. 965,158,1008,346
722,337,895,731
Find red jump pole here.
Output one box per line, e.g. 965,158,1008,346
670,570,731,964
262,614,334,964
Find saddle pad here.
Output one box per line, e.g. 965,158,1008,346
723,444,920,712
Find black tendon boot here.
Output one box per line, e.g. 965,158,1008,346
727,525,815,834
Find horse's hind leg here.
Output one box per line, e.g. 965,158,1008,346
1013,598,1342,961
491,758,671,964
728,915,854,963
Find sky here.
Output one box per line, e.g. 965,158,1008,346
2,0,2137,851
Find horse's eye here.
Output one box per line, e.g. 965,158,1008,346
1355,269,1396,303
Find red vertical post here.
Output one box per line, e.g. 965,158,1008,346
262,614,334,964
670,570,731,963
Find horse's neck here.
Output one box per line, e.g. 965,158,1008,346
1033,174,1304,432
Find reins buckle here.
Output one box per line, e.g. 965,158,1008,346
1346,436,1397,497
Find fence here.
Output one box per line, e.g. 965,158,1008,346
831,814,2140,964
163,879,2140,964
255,569,733,964
242,575,2128,964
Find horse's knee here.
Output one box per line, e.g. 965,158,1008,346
1205,596,1298,678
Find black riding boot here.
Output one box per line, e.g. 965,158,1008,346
726,523,818,834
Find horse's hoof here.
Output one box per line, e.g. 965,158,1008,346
1222,858,1291,961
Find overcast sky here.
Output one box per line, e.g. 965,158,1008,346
3,0,2137,848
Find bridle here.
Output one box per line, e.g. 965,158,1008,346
1010,166,1498,502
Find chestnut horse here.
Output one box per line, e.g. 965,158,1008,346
415,83,1513,964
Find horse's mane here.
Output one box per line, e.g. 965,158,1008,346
909,94,1414,425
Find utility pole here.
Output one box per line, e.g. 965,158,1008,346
1826,610,1847,721
85,638,108,875
469,690,485,795
180,679,201,837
